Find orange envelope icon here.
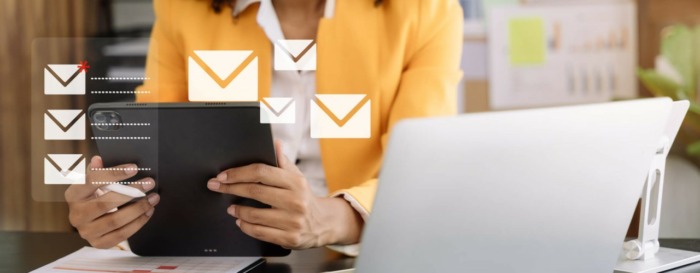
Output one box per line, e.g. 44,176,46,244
188,50,258,102
310,94,371,139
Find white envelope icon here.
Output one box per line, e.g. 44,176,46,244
44,64,86,95
44,109,85,140
274,39,316,71
188,50,258,102
310,94,371,139
44,154,86,185
260,97,295,124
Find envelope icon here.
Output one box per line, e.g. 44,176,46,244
274,39,316,71
44,64,85,95
260,97,295,124
44,154,85,185
310,94,371,139
188,50,258,102
44,109,85,140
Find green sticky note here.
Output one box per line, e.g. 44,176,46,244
508,17,546,66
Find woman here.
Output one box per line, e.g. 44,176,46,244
65,0,462,252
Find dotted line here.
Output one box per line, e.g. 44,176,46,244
92,181,153,185
90,77,151,81
91,91,151,94
91,168,151,171
91,123,151,126
91,137,151,140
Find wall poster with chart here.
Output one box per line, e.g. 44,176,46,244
488,2,637,109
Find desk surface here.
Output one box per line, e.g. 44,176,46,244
0,232,354,273
1,231,699,273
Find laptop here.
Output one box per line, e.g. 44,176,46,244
355,98,683,273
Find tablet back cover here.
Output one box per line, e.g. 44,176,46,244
89,102,290,257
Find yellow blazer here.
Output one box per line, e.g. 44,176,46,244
136,0,463,213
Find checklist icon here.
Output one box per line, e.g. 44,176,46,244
260,97,295,124
310,94,371,139
44,154,86,185
188,50,258,102
44,64,86,95
44,109,85,140
274,39,316,71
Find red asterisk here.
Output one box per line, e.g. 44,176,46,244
77,61,90,73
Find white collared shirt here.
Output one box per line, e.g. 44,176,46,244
233,0,363,255
235,0,333,197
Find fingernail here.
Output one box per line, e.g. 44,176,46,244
146,209,154,217
142,179,155,191
90,156,101,167
125,164,138,175
236,219,241,227
207,181,220,190
228,205,237,217
148,194,160,205
217,172,227,181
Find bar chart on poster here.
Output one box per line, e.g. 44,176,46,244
488,2,637,109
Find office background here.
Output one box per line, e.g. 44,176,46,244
0,0,699,237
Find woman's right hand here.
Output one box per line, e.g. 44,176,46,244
65,156,160,249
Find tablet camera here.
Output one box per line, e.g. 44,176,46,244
92,111,122,131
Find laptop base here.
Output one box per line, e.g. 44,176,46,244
614,247,700,273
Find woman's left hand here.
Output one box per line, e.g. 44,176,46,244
207,141,363,249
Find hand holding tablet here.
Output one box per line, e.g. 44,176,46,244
65,156,159,250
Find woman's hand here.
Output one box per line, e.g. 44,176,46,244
207,142,364,249
65,156,160,249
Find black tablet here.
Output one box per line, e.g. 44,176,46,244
88,102,291,257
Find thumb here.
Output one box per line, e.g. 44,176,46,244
273,139,300,173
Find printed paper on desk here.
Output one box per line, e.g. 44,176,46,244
274,39,316,71
188,50,258,102
44,64,86,95
44,109,85,140
44,154,85,185
311,94,371,139
30,247,263,273
260,97,295,124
